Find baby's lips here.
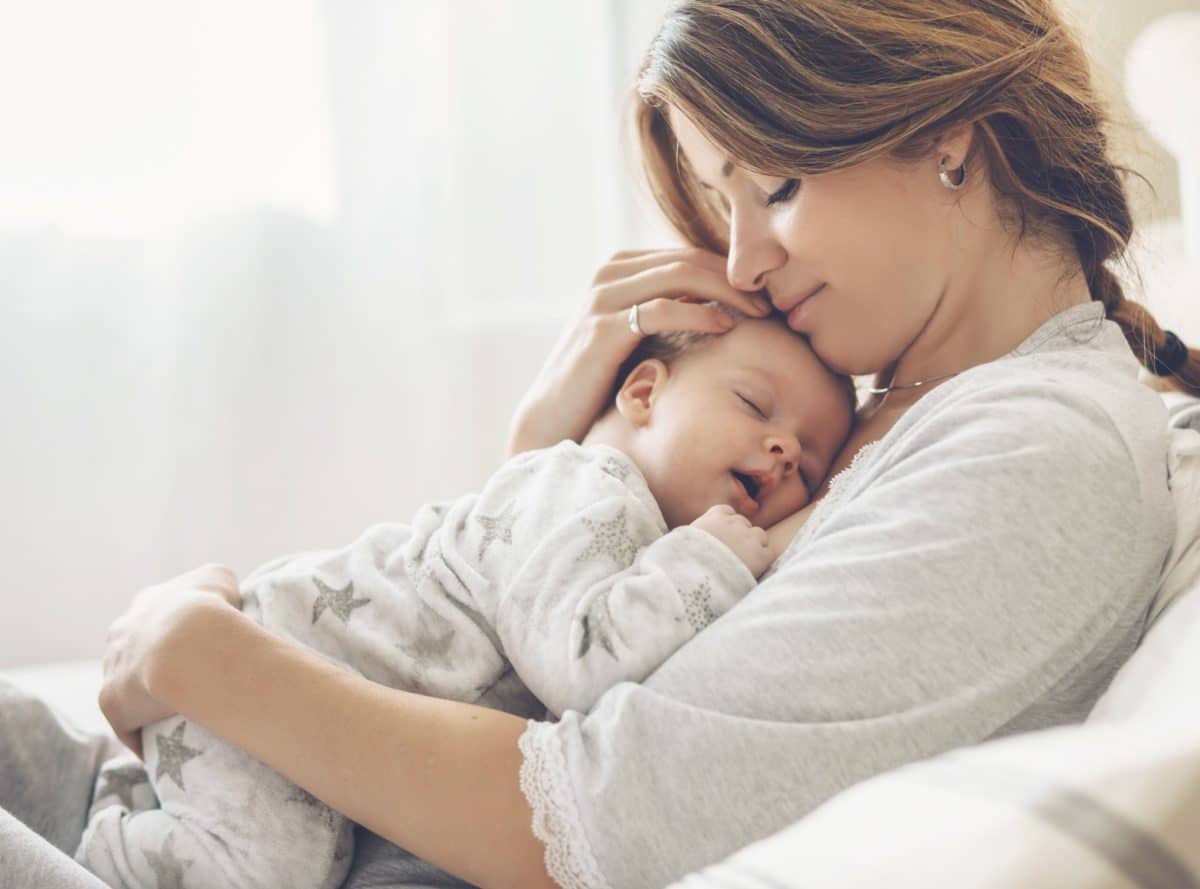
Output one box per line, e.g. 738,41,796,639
729,473,759,516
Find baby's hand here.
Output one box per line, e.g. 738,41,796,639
691,505,776,578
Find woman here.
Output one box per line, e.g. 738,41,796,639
5,1,1199,887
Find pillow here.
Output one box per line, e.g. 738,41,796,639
1143,419,1200,629
1084,412,1200,724
1087,568,1200,725
667,718,1200,888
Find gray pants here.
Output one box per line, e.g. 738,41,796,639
0,680,474,889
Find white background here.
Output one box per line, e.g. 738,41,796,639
0,0,1194,667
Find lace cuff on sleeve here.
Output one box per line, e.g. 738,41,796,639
517,719,611,889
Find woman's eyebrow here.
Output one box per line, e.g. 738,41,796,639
696,160,735,189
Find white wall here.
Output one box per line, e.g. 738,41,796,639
1060,0,1198,226
1,0,1192,669
0,1,676,669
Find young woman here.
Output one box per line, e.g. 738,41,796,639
5,2,1198,887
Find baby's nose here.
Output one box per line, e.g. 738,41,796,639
768,436,801,475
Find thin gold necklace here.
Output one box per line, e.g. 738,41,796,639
857,368,965,396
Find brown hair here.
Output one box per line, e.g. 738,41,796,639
632,0,1199,395
610,303,857,413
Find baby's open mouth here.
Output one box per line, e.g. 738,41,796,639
731,470,761,500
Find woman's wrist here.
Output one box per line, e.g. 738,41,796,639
144,593,243,708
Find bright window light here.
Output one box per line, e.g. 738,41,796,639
0,1,337,238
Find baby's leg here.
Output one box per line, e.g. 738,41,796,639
75,715,353,889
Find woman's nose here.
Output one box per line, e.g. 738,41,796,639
726,214,785,293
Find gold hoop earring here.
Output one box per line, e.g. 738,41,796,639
939,156,966,190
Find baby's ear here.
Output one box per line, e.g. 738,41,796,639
615,359,669,427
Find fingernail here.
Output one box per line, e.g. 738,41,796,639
719,316,736,330
752,296,772,315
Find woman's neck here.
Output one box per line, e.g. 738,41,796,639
878,228,1091,414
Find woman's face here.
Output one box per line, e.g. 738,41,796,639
668,105,964,378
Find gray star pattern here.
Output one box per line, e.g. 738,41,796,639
95,762,150,811
475,502,518,561
576,592,625,660
682,579,720,632
286,787,352,862
155,721,202,791
209,762,270,847
575,507,641,567
395,602,458,664
405,538,436,591
143,832,192,889
600,456,633,482
407,535,473,596
311,576,372,625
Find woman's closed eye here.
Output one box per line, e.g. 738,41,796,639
765,178,800,207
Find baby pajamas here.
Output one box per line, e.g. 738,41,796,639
73,440,756,889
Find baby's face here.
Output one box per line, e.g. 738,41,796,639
632,319,855,529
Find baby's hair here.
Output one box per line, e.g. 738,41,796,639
609,302,857,413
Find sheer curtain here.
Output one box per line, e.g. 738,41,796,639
0,1,675,667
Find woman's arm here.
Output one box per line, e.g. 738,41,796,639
142,597,557,889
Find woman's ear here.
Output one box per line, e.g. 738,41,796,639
615,359,669,428
935,122,975,174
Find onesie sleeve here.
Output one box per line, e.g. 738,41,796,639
514,378,1174,889
498,509,755,718
478,443,755,719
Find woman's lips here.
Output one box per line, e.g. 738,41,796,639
787,284,826,327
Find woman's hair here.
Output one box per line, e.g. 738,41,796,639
632,0,1199,396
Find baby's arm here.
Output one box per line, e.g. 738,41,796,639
492,492,759,718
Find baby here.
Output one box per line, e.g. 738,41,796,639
75,309,855,889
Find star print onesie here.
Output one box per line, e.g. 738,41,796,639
73,440,757,889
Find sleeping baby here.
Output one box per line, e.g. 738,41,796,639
74,306,856,889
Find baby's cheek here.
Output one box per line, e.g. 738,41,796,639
761,487,810,529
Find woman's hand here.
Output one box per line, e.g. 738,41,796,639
507,247,773,455
98,563,242,758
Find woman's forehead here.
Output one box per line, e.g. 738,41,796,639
668,104,782,195
668,105,734,185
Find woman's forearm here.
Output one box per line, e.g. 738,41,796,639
146,599,556,889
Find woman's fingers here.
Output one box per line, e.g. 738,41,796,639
99,572,227,759
593,259,771,318
181,563,242,608
620,297,736,338
592,246,727,285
